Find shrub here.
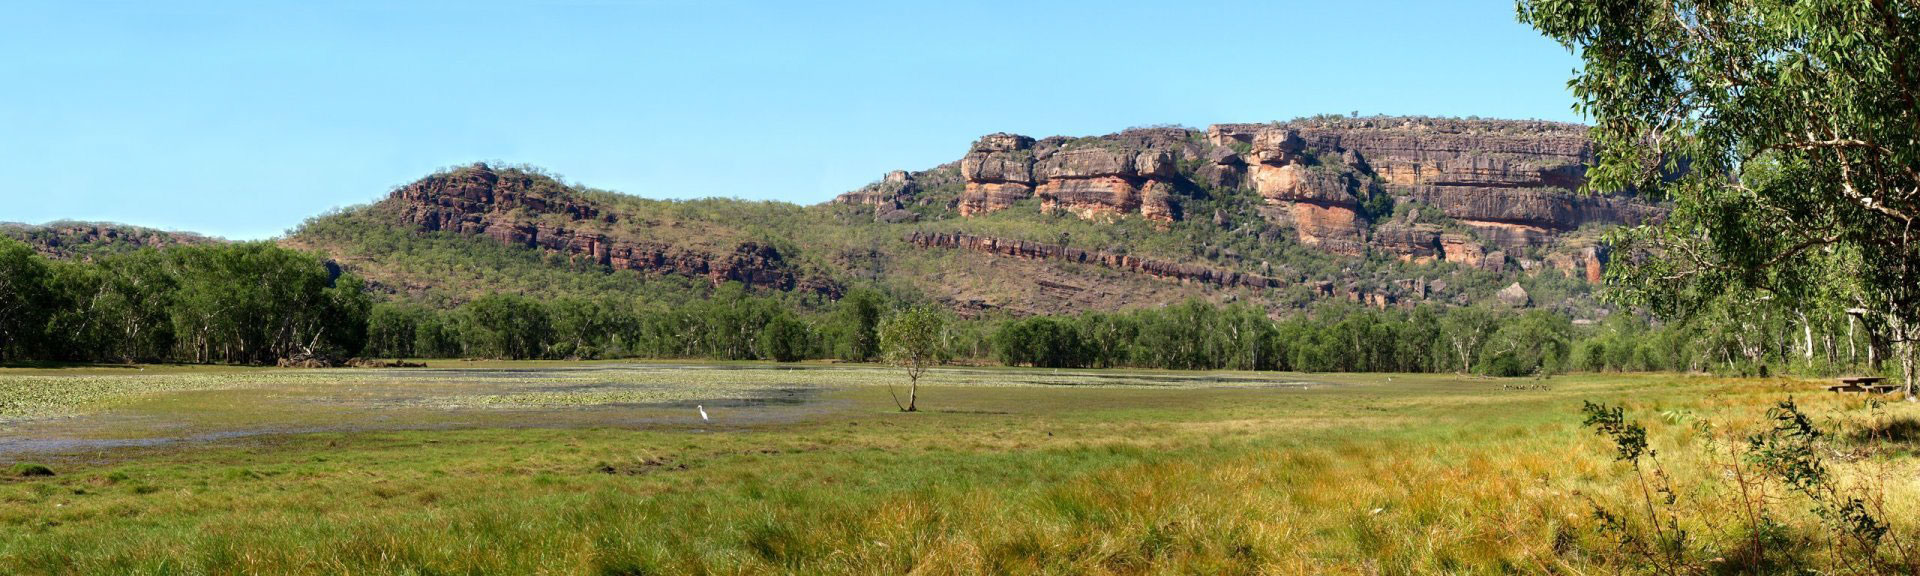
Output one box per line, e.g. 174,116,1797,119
10,463,54,477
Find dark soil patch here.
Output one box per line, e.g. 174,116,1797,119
594,458,684,476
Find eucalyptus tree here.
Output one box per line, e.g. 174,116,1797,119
879,305,947,412
0,239,51,362
1521,0,1920,394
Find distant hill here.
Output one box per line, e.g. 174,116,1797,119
284,116,1662,317
1,221,220,260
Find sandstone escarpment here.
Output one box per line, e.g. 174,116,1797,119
1243,128,1372,255
948,118,1659,256
854,116,1663,288
957,133,1038,216
1215,117,1660,251
390,164,837,295
957,129,1194,222
907,231,1281,290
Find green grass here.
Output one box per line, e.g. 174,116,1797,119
0,366,1915,574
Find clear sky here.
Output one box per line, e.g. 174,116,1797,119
2,1,1582,240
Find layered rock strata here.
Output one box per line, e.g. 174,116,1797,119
907,231,1280,290
1214,117,1661,251
957,130,1190,222
922,117,1662,280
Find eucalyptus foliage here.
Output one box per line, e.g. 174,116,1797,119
879,305,948,412
1521,0,1920,393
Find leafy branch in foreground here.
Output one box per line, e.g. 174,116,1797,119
1579,399,1920,573
1582,401,1690,573
1520,0,1920,396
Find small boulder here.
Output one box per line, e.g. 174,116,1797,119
1496,282,1531,307
875,207,920,224
1207,146,1243,165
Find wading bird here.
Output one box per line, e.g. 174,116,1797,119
698,405,709,422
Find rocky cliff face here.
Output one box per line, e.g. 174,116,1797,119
389,164,838,295
958,129,1197,222
864,116,1665,282
1241,128,1376,255
1214,117,1662,252
907,231,1282,290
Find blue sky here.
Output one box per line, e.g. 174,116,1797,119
2,1,1581,240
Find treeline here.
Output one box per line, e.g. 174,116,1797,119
361,285,887,362
0,239,369,364
989,300,1885,377
358,285,1877,379
0,236,1891,378
988,301,1674,375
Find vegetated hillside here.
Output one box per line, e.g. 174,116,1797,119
289,115,1662,318
1,221,220,260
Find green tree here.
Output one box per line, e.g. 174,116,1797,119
462,293,552,360
833,288,885,361
414,311,462,358
1480,310,1573,377
1440,306,1501,374
758,312,812,363
1401,305,1444,373
367,303,426,358
1521,0,1920,394
1136,299,1219,370
992,316,1084,368
879,306,947,412
92,250,177,362
43,259,109,361
1078,312,1138,369
163,243,365,364
0,238,52,362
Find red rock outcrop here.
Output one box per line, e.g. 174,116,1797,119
1218,117,1661,251
389,163,837,295
1372,224,1444,263
957,133,1037,216
1243,129,1370,255
958,129,1191,222
907,231,1281,290
1439,233,1489,269
1543,245,1609,283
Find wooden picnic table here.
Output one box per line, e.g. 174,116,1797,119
1827,376,1898,394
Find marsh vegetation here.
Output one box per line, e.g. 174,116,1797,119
3,364,1918,573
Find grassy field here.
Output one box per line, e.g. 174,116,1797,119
1,364,1916,574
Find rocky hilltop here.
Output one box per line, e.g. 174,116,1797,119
845,116,1662,283
1,221,218,259
380,164,841,296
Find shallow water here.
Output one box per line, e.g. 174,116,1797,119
0,364,838,458
0,363,1336,459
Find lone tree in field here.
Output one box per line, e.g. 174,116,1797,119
1521,0,1920,396
878,306,946,412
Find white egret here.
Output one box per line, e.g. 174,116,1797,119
697,405,709,422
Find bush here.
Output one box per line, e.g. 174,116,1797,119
10,463,54,477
